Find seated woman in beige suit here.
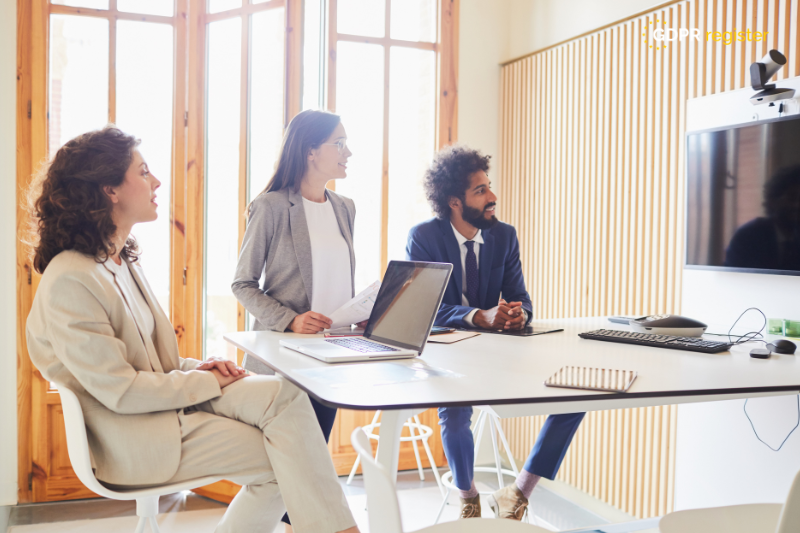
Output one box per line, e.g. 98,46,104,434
25,126,359,533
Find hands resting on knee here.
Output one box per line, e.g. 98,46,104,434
197,357,248,388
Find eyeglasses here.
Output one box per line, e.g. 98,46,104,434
321,138,348,154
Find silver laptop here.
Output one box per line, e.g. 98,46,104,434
279,261,452,363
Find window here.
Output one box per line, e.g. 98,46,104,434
47,1,176,314
327,0,456,291
203,1,290,361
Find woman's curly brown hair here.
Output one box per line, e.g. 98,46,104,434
25,126,142,274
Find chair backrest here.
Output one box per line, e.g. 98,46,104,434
57,386,117,499
776,467,800,533
351,427,404,533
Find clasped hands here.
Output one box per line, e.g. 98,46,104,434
197,357,247,388
473,298,526,330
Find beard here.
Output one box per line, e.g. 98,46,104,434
462,202,499,230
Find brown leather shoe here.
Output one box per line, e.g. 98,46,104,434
487,484,528,520
458,495,481,519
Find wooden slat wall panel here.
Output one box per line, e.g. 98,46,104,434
497,0,798,519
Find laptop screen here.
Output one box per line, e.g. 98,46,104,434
364,261,453,353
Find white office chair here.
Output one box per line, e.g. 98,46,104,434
59,386,223,533
659,467,800,533
352,427,550,533
347,410,444,495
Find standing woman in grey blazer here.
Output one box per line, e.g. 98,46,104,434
232,109,356,532
25,126,359,533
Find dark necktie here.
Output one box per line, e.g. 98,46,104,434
464,241,479,307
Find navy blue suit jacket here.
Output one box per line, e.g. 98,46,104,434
405,217,533,328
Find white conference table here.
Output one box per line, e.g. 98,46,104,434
225,317,800,483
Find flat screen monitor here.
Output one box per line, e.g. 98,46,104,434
686,115,800,276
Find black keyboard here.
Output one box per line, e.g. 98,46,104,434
579,329,732,353
325,337,400,353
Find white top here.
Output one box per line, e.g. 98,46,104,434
303,196,352,317
450,223,483,326
107,259,155,343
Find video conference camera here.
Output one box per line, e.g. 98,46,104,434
750,49,795,106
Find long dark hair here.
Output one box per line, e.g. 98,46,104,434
247,109,340,216
25,125,141,273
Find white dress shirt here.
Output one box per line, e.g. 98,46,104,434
450,223,483,326
450,223,527,327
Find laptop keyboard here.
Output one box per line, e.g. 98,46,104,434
325,337,400,353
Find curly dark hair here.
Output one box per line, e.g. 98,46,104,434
25,126,142,274
423,144,491,219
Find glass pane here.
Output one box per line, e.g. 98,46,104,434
51,0,109,9
208,0,241,14
118,0,174,16
116,21,174,315
252,0,269,3
391,0,436,42
337,0,384,38
249,8,284,203
302,0,324,111
334,41,384,290
205,17,241,361
48,15,108,157
387,47,436,263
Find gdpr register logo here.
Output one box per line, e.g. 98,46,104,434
643,18,770,50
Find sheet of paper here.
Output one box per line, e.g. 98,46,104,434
327,280,381,329
427,331,481,344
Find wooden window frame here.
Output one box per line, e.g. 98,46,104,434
16,0,302,503
325,0,459,274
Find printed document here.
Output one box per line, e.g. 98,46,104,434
328,280,381,329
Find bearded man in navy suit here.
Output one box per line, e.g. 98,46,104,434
406,145,585,521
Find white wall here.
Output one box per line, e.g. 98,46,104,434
506,0,667,60
0,0,18,507
457,0,511,172
676,82,800,510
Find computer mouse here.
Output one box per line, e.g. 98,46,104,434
767,339,797,354
629,314,708,337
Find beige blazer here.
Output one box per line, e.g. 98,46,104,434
26,250,221,486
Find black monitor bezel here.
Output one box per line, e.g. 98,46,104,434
684,113,800,277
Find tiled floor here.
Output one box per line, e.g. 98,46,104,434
4,470,649,533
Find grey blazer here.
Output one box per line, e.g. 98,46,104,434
232,187,356,332
26,250,221,486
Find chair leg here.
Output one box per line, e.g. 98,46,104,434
494,416,520,477
416,415,444,496
346,454,361,485
133,517,147,533
407,418,425,481
136,496,159,533
473,411,487,457
488,416,505,489
434,487,451,524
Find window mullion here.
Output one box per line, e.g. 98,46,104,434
380,0,391,276
171,0,190,357
236,12,250,343
108,0,117,123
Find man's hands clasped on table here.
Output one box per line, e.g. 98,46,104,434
198,357,247,388
473,299,526,330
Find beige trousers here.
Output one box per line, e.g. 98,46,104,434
162,375,354,533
